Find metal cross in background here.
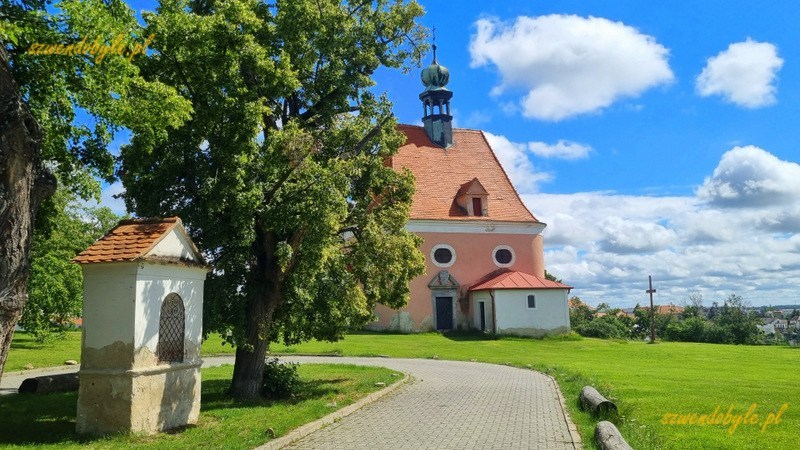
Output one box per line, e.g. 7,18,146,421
647,275,657,343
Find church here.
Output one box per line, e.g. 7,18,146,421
369,49,572,337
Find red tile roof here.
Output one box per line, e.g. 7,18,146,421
390,125,540,223
469,269,573,291
72,217,181,264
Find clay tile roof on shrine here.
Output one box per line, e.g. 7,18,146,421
72,216,187,264
388,124,541,223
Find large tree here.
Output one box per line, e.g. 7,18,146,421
0,0,190,379
120,0,427,399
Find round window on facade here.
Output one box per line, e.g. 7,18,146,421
431,244,456,268
492,245,516,267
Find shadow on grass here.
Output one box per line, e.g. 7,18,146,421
0,391,86,445
441,330,498,342
201,376,349,412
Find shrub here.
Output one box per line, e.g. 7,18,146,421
665,317,707,342
576,317,630,339
261,358,301,399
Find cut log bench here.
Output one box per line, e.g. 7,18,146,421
580,385,618,417
18,373,79,394
595,421,634,450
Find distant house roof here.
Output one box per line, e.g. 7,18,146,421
388,125,540,223
469,269,572,291
656,304,684,315
72,217,207,267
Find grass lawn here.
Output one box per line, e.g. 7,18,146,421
5,331,232,372
6,330,797,449
3,332,83,372
266,332,797,450
0,363,399,449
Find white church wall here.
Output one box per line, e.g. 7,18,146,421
494,289,570,337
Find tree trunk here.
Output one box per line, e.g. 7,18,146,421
594,421,633,450
580,386,618,417
229,226,285,400
228,288,277,399
0,48,56,381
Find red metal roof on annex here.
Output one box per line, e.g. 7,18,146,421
469,269,573,291
72,217,182,264
389,125,540,223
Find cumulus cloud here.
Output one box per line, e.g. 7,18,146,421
598,217,677,254
696,39,784,108
470,15,674,121
484,132,552,194
525,146,800,307
528,140,592,160
697,145,800,207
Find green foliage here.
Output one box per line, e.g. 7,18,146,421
544,270,562,283
119,0,427,361
716,294,763,345
22,188,122,341
3,0,191,201
568,296,594,328
260,357,301,399
575,316,630,339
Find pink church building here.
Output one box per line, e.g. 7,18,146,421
370,51,572,336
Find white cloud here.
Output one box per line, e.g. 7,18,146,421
470,15,674,121
598,216,677,254
84,182,129,216
484,132,552,194
524,146,800,308
697,145,800,207
528,140,592,160
695,39,784,108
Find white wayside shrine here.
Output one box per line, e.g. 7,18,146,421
71,217,210,435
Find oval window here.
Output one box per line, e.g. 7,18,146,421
431,244,456,268
492,245,516,267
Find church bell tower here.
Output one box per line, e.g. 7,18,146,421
419,43,453,148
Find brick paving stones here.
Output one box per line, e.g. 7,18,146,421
278,357,580,450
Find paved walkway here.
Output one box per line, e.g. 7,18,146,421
277,356,580,450
1,356,581,449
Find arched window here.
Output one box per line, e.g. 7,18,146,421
158,293,185,363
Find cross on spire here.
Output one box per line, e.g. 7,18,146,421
432,26,437,63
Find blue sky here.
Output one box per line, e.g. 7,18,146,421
100,1,800,308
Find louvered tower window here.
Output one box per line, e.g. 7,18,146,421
158,293,185,363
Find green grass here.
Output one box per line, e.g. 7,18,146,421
5,331,232,372
8,330,797,449
268,331,797,450
3,332,83,372
0,363,399,449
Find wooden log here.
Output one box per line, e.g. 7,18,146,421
595,421,633,450
18,373,79,394
580,386,618,417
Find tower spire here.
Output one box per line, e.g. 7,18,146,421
432,26,438,64
419,29,453,148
